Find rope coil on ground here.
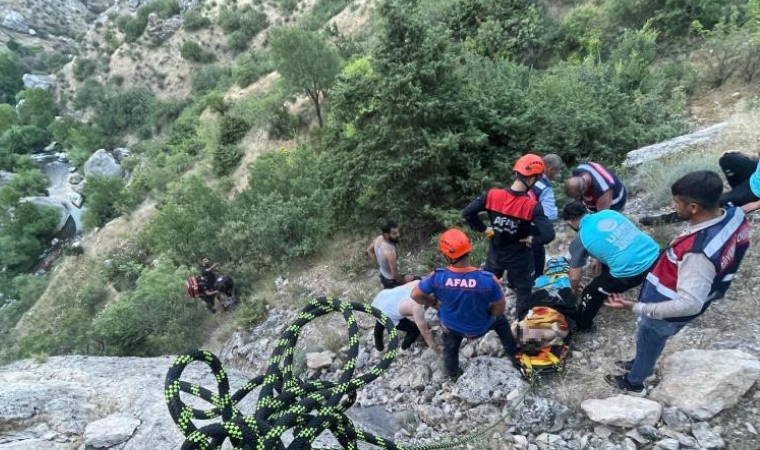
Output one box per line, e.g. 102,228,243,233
165,296,524,449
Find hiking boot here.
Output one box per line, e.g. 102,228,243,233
401,332,419,350
605,374,646,397
639,212,681,227
614,359,634,372
447,368,464,381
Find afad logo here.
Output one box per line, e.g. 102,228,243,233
444,278,477,288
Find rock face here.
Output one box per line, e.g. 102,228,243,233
146,13,182,43
454,357,524,405
651,349,760,420
623,122,727,167
22,74,56,92
84,149,123,178
581,395,663,428
0,356,252,449
2,10,30,33
83,415,140,447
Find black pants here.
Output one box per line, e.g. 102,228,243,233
379,275,402,289
374,318,420,351
719,152,759,207
485,247,533,317
441,314,517,378
533,244,546,280
200,295,215,312
577,264,651,330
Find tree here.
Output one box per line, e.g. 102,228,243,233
0,104,17,133
270,27,342,128
17,88,57,128
0,52,23,104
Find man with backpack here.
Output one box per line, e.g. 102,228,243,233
462,154,556,317
604,171,751,396
564,161,627,212
561,201,660,332
412,229,518,379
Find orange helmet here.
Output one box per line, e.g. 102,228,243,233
439,229,472,260
514,154,545,177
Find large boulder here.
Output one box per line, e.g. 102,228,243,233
22,74,56,92
2,10,30,33
581,395,662,428
650,349,760,420
84,149,123,178
146,13,182,44
83,415,140,448
623,122,727,167
20,196,75,237
453,357,525,405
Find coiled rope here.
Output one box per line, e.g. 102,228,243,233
165,296,525,449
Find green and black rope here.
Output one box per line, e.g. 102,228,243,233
165,296,525,449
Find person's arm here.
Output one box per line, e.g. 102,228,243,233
539,188,558,221
385,249,405,284
530,204,555,245
411,303,439,353
633,253,714,319
741,200,760,213
411,284,438,309
488,298,507,316
567,236,588,297
462,194,489,233
595,189,613,211
366,240,377,261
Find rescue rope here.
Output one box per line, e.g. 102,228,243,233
165,296,525,449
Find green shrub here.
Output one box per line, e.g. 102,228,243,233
218,5,269,51
232,50,272,87
91,257,211,356
73,57,98,81
277,0,299,15
0,52,23,104
303,0,351,31
212,144,243,175
219,113,250,145
0,274,49,363
17,88,57,128
0,168,48,204
204,91,226,114
0,202,58,274
0,125,52,156
191,65,232,94
234,296,268,329
73,79,106,110
94,88,157,134
100,241,148,291
183,9,212,31
634,154,717,207
82,176,125,230
0,104,17,132
180,41,216,63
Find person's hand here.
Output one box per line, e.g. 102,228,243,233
604,293,635,310
485,227,494,238
590,258,601,275
741,201,760,214
519,236,533,248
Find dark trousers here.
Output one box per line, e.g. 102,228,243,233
200,295,215,311
485,247,533,317
577,264,651,330
379,275,402,289
373,318,420,351
719,152,760,207
533,244,546,280
441,314,517,377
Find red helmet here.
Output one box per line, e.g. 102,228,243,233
439,229,472,260
514,154,545,177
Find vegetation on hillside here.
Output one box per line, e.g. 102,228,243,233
2,0,760,362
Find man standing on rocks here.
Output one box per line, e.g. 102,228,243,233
412,229,518,379
604,171,750,395
371,280,439,353
462,154,555,317
564,161,627,212
561,201,659,332
367,220,415,289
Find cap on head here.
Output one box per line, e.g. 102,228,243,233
439,229,472,260
514,154,545,177
560,201,589,221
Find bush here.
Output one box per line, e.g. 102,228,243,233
17,88,57,128
0,125,52,156
73,57,97,82
94,88,157,134
0,168,48,204
303,0,351,31
232,50,272,87
0,52,23,104
218,5,269,52
191,65,232,94
212,144,243,175
219,113,250,145
180,41,216,63
82,176,125,229
0,202,59,275
183,9,212,31
91,257,211,356
0,104,17,132
0,274,49,363
73,79,106,110
234,296,267,329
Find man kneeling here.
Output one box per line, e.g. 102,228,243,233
371,281,439,353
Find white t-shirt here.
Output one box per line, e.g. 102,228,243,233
370,284,414,325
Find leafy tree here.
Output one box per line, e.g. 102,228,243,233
232,50,273,87
0,202,58,274
73,79,106,110
94,88,156,134
17,88,57,128
270,27,342,128
82,176,125,229
0,125,52,158
0,52,23,104
0,104,17,132
0,168,48,204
